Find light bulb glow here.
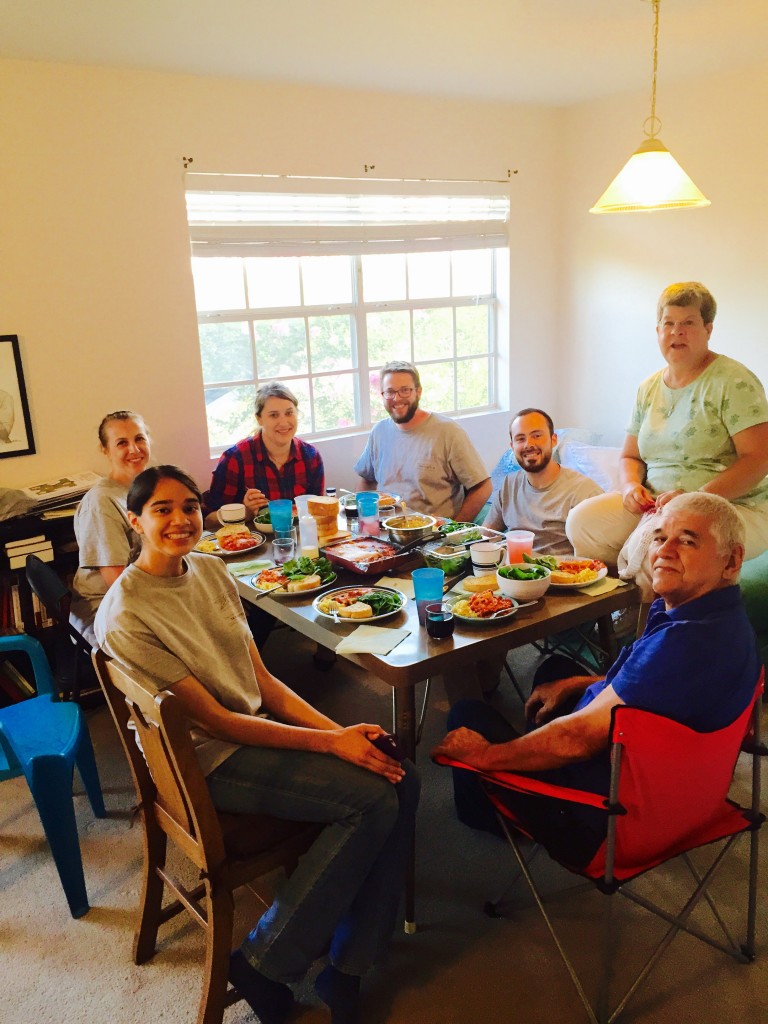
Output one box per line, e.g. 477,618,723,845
590,140,710,214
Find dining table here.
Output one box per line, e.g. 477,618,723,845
230,538,640,931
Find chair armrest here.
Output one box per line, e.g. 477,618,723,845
0,634,58,698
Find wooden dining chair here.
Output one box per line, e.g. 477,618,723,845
92,649,321,1024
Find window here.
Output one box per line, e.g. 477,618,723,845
187,180,509,455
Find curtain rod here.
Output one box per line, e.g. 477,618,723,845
183,161,517,184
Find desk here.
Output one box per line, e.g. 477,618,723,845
236,563,639,929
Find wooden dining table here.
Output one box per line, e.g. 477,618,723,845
232,547,640,930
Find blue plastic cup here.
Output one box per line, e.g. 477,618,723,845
268,499,293,535
356,491,380,519
412,567,445,626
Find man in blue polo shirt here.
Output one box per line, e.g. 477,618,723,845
433,492,761,867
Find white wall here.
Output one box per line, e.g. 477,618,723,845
0,58,563,493
559,61,768,443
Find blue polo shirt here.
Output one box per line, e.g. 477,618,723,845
576,585,760,731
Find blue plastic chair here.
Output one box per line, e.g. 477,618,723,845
0,633,106,918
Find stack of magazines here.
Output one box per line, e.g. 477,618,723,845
0,470,100,520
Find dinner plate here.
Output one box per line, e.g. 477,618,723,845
195,531,265,557
447,594,520,624
312,585,407,623
547,557,608,589
249,571,337,597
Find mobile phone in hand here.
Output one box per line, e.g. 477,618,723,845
370,732,406,762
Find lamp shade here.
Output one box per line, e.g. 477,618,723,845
589,138,710,214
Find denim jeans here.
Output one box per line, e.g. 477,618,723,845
206,745,420,982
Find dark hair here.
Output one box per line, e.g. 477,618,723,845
127,465,202,516
98,410,148,448
381,360,421,389
511,407,555,437
656,282,717,325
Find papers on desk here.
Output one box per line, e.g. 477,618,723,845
577,576,627,597
335,625,411,656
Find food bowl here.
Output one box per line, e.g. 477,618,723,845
420,541,471,576
496,563,552,600
382,513,437,545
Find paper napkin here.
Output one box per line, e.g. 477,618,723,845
227,558,274,578
335,625,411,656
577,576,627,597
376,575,415,598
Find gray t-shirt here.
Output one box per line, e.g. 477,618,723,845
71,477,136,643
95,553,261,777
354,412,488,518
483,466,603,555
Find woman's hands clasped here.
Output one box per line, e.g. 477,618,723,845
329,724,406,784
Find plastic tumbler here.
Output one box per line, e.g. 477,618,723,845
506,530,535,564
356,491,380,536
412,567,445,626
268,499,294,535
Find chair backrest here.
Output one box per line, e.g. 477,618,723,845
25,554,71,625
92,649,227,872
591,672,764,881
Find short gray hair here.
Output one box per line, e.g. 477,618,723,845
254,382,298,418
656,282,717,325
662,492,745,557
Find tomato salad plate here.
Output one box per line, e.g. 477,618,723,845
195,531,265,557
547,557,608,589
448,591,520,624
313,586,406,623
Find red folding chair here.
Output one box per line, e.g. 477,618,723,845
435,672,765,1024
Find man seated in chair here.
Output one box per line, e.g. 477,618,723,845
443,407,602,702
432,492,762,868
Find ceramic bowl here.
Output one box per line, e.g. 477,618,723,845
496,564,551,600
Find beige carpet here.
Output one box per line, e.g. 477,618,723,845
2,634,767,1024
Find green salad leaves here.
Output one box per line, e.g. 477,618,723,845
358,590,403,614
282,556,335,583
522,553,558,570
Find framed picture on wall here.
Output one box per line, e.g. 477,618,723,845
0,335,36,459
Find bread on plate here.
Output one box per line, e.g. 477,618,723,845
337,601,374,619
463,574,498,593
286,573,322,593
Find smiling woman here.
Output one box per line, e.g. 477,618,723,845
70,410,152,646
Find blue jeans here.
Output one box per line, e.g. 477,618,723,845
207,746,420,982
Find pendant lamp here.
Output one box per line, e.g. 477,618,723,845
589,0,710,214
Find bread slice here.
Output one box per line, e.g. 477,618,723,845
215,523,251,544
286,573,321,593
338,601,373,619
464,574,498,593
308,496,339,517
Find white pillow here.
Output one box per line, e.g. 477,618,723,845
561,443,622,493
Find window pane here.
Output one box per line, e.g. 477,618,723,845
205,385,255,448
451,250,492,296
309,315,353,373
456,306,490,357
285,377,312,435
301,255,353,305
413,307,453,362
366,310,411,365
368,369,388,422
192,257,245,311
313,373,359,431
198,322,252,384
457,357,491,408
255,319,308,377
407,251,450,300
362,253,406,302
246,257,301,308
421,361,455,412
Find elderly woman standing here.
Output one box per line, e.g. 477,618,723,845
203,382,324,521
567,282,768,596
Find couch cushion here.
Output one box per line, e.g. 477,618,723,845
559,442,622,493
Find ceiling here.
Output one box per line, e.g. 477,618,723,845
1,0,766,106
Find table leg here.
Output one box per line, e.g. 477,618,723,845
393,684,417,933
596,613,618,667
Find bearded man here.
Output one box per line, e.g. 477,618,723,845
483,408,602,553
354,360,491,521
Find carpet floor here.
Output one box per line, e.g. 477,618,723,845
1,631,766,1024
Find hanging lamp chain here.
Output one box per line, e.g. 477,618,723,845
643,0,662,139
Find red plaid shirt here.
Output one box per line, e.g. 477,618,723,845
203,434,325,513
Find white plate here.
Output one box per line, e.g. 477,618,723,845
249,571,337,597
195,531,265,557
547,557,608,589
447,594,520,624
312,585,407,622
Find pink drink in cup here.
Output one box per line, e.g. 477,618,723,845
506,530,534,564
